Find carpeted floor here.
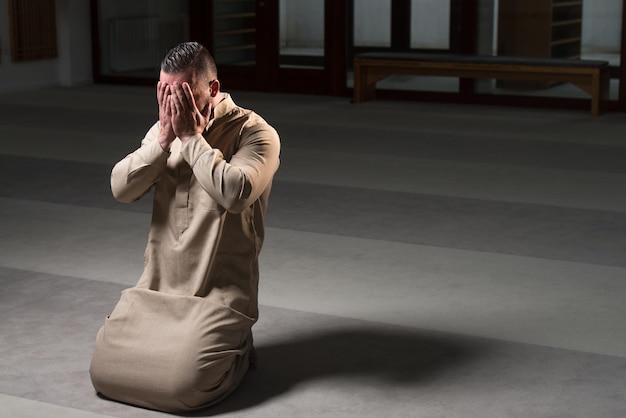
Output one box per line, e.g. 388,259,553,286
1,85,626,417
3,267,626,418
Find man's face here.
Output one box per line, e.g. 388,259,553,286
159,69,212,114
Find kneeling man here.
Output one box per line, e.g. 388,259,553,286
90,42,280,413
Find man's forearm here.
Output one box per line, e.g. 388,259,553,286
111,138,169,203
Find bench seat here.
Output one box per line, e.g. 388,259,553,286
353,52,610,116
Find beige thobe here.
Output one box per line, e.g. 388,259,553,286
89,94,280,412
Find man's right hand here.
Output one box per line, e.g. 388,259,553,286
157,81,176,152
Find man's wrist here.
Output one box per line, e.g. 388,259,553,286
179,132,199,146
158,140,172,153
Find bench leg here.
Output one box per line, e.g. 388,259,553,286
353,64,377,103
584,68,610,116
593,68,611,116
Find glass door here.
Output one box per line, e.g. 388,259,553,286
94,0,190,82
271,0,347,95
205,0,265,90
93,0,346,95
475,0,623,101
209,0,334,93
347,0,457,93
279,0,325,69
212,0,257,67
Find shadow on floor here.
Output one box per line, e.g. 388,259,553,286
187,326,484,416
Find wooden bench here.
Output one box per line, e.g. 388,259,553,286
353,52,610,116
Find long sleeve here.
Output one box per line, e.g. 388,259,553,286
111,122,170,203
180,116,280,214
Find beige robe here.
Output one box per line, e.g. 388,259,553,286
90,94,280,412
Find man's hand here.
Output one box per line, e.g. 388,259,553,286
170,82,211,145
157,81,176,152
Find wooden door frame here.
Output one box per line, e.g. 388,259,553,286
203,0,348,95
90,0,626,113
265,0,348,96
618,0,626,110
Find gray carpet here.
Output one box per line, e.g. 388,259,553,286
2,154,625,266
2,267,626,418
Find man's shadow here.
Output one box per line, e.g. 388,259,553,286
185,325,483,416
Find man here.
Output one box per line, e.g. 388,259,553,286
89,42,280,413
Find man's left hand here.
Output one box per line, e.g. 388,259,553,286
170,82,211,144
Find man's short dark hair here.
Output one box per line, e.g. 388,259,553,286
161,42,217,83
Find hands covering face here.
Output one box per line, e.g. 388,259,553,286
156,80,212,151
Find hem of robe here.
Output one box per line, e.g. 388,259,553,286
89,287,256,413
